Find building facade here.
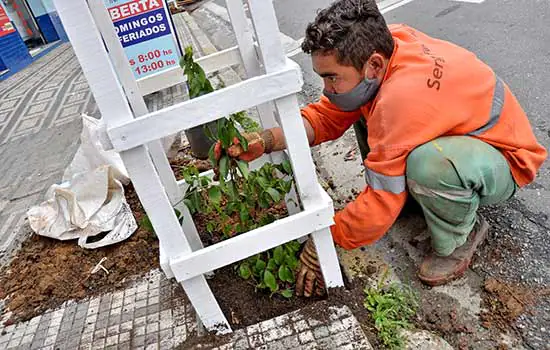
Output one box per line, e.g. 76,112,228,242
0,0,68,79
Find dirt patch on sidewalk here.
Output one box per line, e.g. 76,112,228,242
0,184,159,324
480,277,541,331
0,142,214,324
208,265,323,329
178,272,382,350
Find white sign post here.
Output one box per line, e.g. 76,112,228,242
53,0,344,334
103,0,180,79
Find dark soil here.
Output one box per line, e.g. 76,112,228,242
208,265,323,328
178,268,382,350
169,141,213,180
416,291,478,349
0,183,159,324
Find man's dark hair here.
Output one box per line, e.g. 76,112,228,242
302,0,394,71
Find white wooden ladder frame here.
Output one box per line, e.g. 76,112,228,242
53,0,344,333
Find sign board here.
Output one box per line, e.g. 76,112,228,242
0,3,16,38
103,0,180,79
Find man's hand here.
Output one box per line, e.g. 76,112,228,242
295,238,326,297
214,132,268,163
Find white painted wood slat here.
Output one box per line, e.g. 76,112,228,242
87,0,182,206
108,63,303,151
52,0,132,128
136,46,243,96
171,192,334,281
246,0,286,73
273,94,343,286
121,147,230,332
54,0,230,332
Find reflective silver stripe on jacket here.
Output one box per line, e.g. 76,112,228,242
468,76,505,136
364,168,406,194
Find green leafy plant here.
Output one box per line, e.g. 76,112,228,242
231,110,261,133
181,154,301,297
236,240,301,298
138,47,302,299
180,46,260,133
363,270,419,349
180,46,214,98
180,47,302,296
182,152,294,238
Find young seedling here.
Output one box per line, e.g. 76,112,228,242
363,269,419,349
236,241,301,298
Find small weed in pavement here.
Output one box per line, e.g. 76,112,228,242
364,271,419,349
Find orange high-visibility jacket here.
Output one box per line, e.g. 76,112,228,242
301,24,547,250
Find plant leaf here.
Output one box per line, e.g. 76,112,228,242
208,186,222,204
226,202,238,214
290,240,301,251
281,289,293,299
234,129,249,152
258,194,269,209
208,144,217,167
218,119,231,147
282,160,292,175
182,166,198,184
256,176,269,189
266,188,281,202
279,265,295,283
263,270,278,292
254,258,266,275
267,258,278,272
282,180,293,194
232,111,261,133
239,203,249,223
174,209,183,224
219,156,229,180
140,215,154,233
248,254,258,265
192,191,202,212
239,263,252,280
183,198,195,213
284,254,299,270
200,176,212,187
236,160,249,180
273,246,284,265
206,222,214,233
228,181,239,201
203,124,214,141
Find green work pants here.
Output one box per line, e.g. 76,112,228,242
406,136,517,256
353,120,517,256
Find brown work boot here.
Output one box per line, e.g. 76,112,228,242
418,215,489,286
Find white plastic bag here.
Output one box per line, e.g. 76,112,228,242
63,114,129,185
27,165,137,249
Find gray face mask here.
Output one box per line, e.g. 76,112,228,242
323,77,380,111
